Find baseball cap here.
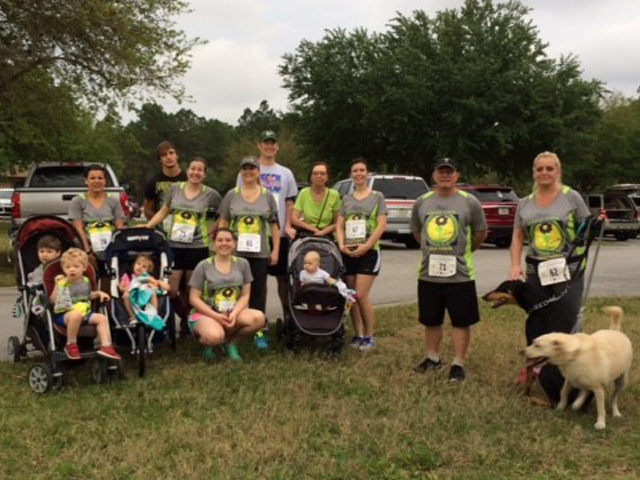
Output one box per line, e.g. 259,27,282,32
433,158,458,171
240,156,260,168
259,130,278,142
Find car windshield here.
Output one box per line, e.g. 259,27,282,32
30,166,113,187
373,178,428,199
0,191,12,199
466,189,518,202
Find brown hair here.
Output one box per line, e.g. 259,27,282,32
210,227,237,241
156,141,178,160
37,235,62,252
307,161,331,185
349,156,369,172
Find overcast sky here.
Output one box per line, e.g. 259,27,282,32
154,0,640,125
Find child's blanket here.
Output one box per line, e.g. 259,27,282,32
129,273,165,331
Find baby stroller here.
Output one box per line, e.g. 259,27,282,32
10,216,123,393
104,227,175,378
278,236,346,353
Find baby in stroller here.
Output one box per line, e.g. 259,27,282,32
51,248,120,361
300,250,357,305
119,253,169,331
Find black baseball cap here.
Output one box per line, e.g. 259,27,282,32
259,130,278,142
433,158,458,171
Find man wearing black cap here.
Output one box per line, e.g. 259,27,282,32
410,158,487,382
238,131,298,324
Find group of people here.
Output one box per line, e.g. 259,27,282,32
47,130,591,381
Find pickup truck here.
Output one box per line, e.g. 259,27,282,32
11,163,130,230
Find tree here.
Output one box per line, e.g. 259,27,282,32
280,0,603,183
0,0,202,106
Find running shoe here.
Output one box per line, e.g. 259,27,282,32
448,365,466,383
414,357,442,373
350,336,363,348
202,346,216,361
254,331,269,350
97,346,122,361
359,336,377,351
64,343,81,360
224,344,242,362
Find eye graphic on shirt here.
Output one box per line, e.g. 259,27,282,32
237,215,260,235
222,288,234,298
181,212,192,220
531,220,565,253
425,213,459,247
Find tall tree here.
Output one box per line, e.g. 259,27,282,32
280,0,603,182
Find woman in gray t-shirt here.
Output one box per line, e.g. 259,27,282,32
336,157,388,351
188,228,265,360
69,164,125,287
218,156,280,316
145,157,222,330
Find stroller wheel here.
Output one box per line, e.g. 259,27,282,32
91,358,108,384
108,359,126,381
28,363,53,394
51,363,64,391
8,336,22,363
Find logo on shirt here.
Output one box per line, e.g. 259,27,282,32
425,213,459,247
530,219,566,254
261,173,282,194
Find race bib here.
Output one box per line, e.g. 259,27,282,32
217,299,236,313
87,221,113,252
238,233,261,253
171,211,197,243
345,218,366,244
428,254,457,278
538,257,570,286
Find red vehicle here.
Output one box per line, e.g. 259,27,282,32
457,184,519,248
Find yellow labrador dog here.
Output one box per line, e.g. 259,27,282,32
524,306,632,430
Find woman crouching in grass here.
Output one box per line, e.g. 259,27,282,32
188,227,265,361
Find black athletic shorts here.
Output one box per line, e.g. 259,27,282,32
268,236,290,277
418,280,480,327
343,249,381,276
172,247,209,271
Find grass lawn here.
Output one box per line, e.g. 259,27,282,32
0,220,15,287
1,299,639,479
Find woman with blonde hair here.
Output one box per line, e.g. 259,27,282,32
509,151,591,403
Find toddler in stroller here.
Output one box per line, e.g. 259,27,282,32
25,234,63,315
51,248,120,361
300,250,358,305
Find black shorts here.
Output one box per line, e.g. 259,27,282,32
343,249,381,276
418,280,480,328
268,236,290,277
172,247,209,271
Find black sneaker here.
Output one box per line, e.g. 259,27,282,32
448,365,466,383
414,357,442,373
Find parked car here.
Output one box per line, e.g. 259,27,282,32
334,174,429,248
11,162,130,230
457,184,519,248
0,188,14,218
584,187,640,241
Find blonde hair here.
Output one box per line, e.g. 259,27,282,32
304,250,321,264
532,151,563,193
60,248,89,268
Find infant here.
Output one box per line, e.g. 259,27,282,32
299,250,357,304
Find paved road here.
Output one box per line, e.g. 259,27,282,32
2,238,639,360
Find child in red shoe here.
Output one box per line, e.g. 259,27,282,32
51,248,120,360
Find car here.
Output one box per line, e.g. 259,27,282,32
457,184,519,248
0,188,14,218
334,174,430,248
584,187,640,241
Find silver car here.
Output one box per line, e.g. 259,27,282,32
0,188,13,218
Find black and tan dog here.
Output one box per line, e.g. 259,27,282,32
483,279,585,404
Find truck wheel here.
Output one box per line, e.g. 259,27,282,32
614,233,630,241
404,236,420,249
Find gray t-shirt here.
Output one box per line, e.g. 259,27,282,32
299,268,331,284
237,163,298,235
339,191,388,250
189,256,253,313
163,183,222,249
514,186,590,272
68,194,125,258
410,190,487,283
218,187,279,259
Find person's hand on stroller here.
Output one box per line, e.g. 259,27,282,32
91,290,111,303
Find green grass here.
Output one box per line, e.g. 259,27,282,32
0,221,15,286
1,300,639,479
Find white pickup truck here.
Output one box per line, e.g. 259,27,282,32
11,162,130,230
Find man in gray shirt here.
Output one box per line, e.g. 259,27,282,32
410,158,487,382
